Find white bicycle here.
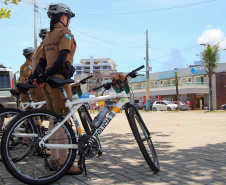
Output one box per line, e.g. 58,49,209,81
1,65,160,185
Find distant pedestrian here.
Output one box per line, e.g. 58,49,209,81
186,100,190,107
200,99,203,110
89,91,96,114
98,94,105,111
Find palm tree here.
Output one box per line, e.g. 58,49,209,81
201,43,220,111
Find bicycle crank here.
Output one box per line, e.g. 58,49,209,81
78,134,99,159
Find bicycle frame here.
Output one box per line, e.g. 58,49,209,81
18,91,46,110
39,90,130,149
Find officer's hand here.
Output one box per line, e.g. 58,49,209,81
36,75,46,84
38,83,46,88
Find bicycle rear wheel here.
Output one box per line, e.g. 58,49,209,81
127,106,160,172
1,109,77,185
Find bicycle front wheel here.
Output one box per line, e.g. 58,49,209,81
1,109,77,185
127,106,160,172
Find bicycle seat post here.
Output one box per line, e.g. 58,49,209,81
59,85,72,109
26,89,35,108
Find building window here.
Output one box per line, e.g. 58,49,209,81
171,79,175,85
104,78,108,80
155,81,158,86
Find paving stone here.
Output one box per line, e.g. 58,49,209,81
0,112,225,184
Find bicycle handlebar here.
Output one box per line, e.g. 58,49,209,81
92,82,113,91
92,65,144,92
80,75,93,84
126,65,145,78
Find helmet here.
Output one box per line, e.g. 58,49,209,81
47,3,75,19
23,47,35,56
39,28,49,38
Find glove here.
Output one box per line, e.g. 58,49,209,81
36,75,46,84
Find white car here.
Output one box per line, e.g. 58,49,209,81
152,100,178,111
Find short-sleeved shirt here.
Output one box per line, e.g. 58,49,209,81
20,59,32,79
40,22,76,70
32,42,44,74
89,94,96,105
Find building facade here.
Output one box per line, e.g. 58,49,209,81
74,57,123,93
74,56,117,74
129,63,226,110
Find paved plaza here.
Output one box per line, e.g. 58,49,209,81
0,111,225,185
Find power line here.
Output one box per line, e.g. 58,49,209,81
77,0,216,16
73,29,145,48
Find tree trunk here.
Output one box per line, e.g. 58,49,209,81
209,75,213,111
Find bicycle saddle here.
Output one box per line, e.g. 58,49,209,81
10,89,21,96
47,76,75,87
16,83,37,94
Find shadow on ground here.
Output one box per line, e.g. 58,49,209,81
0,132,225,184
56,132,226,184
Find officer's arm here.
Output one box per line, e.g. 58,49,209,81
40,49,69,82
32,58,47,80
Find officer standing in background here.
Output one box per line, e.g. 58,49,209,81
19,47,35,103
30,28,49,105
35,3,81,175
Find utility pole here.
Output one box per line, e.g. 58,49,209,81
145,30,150,111
34,0,37,48
175,72,179,110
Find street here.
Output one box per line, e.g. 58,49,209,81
0,111,225,185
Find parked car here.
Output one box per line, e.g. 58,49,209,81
172,101,190,111
132,103,143,110
142,103,153,111
220,104,226,110
152,100,178,111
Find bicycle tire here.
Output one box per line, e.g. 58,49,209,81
0,108,23,161
1,109,77,185
126,105,160,172
0,108,22,132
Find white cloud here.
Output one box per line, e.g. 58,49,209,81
198,28,226,49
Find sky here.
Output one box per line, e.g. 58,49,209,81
1,0,226,78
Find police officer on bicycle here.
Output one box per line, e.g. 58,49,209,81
35,3,81,175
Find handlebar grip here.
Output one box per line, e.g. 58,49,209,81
92,84,105,91
133,65,144,72
82,75,93,82
92,82,112,91
80,75,93,84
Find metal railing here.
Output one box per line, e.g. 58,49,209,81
132,82,208,90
